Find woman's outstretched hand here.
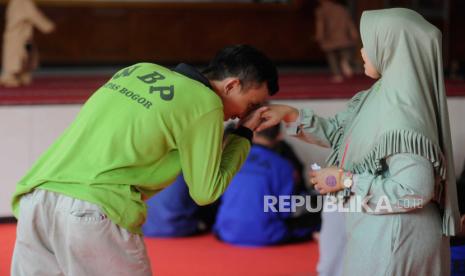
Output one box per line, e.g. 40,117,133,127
255,104,299,132
240,106,270,131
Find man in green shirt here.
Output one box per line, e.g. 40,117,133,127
11,45,279,276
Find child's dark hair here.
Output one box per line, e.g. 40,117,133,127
203,44,279,95
256,123,281,141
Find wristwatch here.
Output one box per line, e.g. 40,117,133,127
342,172,353,202
343,172,353,188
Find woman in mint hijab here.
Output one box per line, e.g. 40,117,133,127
258,8,461,275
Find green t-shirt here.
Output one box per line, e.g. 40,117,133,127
12,63,251,234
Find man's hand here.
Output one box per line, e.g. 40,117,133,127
239,106,270,131
309,167,344,194
255,104,299,132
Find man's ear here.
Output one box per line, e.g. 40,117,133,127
224,78,241,95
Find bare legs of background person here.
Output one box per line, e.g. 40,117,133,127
0,73,20,87
0,42,38,87
340,48,353,79
326,48,359,83
326,50,343,83
19,42,38,86
0,71,32,87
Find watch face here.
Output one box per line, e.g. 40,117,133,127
343,178,353,188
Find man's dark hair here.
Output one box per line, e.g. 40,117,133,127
203,44,279,95
256,123,281,141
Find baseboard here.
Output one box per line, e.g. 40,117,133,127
0,216,17,223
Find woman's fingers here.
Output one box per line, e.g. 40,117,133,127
314,184,326,194
240,106,270,130
255,107,283,132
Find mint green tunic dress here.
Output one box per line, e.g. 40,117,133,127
297,94,451,275
292,8,461,275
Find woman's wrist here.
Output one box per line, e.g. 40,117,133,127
341,171,354,201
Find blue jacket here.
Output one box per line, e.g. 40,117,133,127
142,174,201,237
214,145,297,246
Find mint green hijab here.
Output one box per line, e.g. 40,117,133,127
342,8,460,235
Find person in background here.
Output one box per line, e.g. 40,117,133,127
143,174,218,237
273,139,306,192
273,139,322,233
142,123,238,238
1,0,55,87
214,123,317,246
314,0,358,83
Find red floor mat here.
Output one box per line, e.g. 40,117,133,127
0,224,318,276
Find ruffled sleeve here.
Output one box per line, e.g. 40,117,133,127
352,153,435,214
287,91,368,165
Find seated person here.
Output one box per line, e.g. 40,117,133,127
143,174,217,237
273,139,306,193
143,125,237,237
214,123,316,246
273,139,321,231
